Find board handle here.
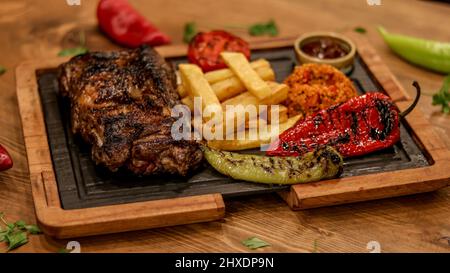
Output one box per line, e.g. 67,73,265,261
32,172,225,239
280,174,449,210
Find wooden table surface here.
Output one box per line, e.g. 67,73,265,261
0,0,449,253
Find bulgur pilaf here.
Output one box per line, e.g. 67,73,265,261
283,63,357,117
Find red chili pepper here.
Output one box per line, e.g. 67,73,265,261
0,144,13,172
188,30,251,72
97,0,171,48
267,82,421,157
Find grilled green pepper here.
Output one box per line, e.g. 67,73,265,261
378,27,450,74
203,146,343,185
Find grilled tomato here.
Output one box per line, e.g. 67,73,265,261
188,30,251,72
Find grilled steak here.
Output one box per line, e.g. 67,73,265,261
58,45,203,176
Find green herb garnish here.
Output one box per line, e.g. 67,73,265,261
432,75,450,114
0,65,6,75
15,220,26,229
182,20,279,40
5,231,28,251
183,22,198,44
58,46,88,57
57,248,70,253
249,20,278,37
58,30,88,57
25,224,41,235
354,27,367,34
242,237,270,250
0,212,42,252
15,220,41,234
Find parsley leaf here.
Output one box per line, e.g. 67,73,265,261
432,75,450,114
182,20,279,41
0,228,8,242
242,237,270,250
0,65,6,75
249,20,278,37
0,212,41,252
183,22,198,44
57,248,70,253
58,47,88,57
15,220,26,230
354,27,367,34
5,231,28,251
25,224,41,235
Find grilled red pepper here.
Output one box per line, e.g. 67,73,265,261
0,144,13,171
267,82,421,157
97,0,171,48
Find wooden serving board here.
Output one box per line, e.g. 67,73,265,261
279,34,450,210
15,36,449,238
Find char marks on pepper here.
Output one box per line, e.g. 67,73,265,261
269,92,401,158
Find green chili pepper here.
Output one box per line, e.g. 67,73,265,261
378,27,450,74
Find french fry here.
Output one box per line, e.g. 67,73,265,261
205,66,275,101
255,66,276,82
177,84,188,98
182,81,288,118
182,98,249,137
220,82,288,129
213,111,248,138
221,52,272,100
267,105,288,124
244,105,288,128
177,65,274,100
181,96,194,112
178,64,221,116
204,59,271,84
221,82,288,108
178,59,288,144
207,115,301,151
175,71,182,85
221,92,259,108
210,77,245,102
261,82,288,105
245,117,267,129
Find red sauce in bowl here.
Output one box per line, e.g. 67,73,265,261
301,38,349,59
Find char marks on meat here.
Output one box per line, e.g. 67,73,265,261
58,45,202,176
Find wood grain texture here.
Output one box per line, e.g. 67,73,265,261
0,0,449,252
346,32,411,102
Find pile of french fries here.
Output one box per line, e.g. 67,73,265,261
178,52,300,151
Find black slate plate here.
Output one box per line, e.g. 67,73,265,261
37,46,429,209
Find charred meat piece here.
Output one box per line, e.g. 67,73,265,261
58,45,202,176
